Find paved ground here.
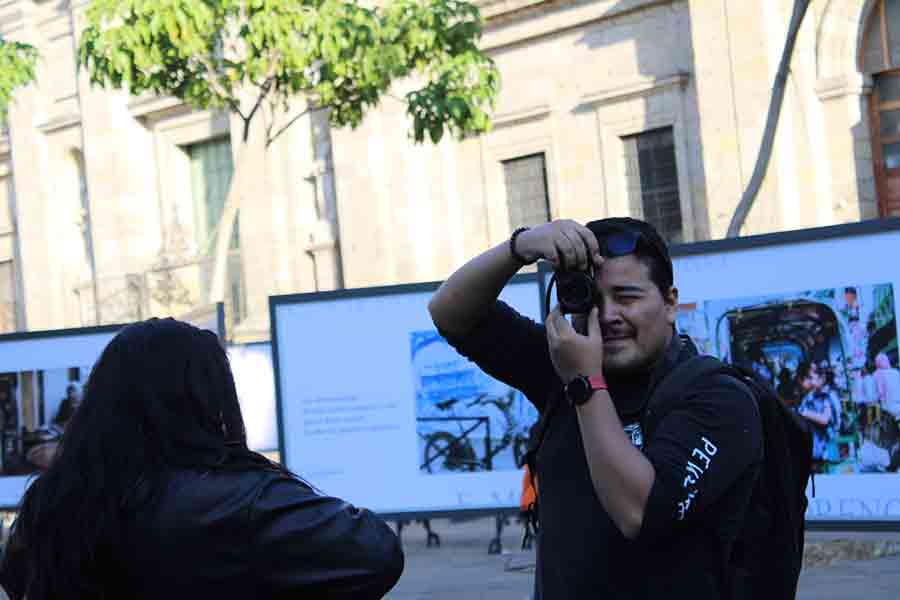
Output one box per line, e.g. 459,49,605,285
384,517,900,599
386,516,532,600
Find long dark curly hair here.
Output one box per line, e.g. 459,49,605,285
2,318,286,599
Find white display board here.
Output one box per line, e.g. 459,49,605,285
672,221,900,523
0,326,120,507
271,275,542,517
228,342,278,452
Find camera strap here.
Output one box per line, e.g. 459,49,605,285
543,272,557,321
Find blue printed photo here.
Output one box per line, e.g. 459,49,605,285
410,330,538,475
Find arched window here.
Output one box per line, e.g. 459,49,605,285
863,0,900,216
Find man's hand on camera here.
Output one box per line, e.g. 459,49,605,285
517,220,603,270
546,305,604,383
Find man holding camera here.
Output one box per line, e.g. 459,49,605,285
429,218,763,599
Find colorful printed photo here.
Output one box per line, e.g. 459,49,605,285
678,284,899,475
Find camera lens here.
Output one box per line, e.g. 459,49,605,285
557,272,595,314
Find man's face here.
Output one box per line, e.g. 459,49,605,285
575,254,677,376
845,291,857,306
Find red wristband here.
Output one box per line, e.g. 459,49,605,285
588,374,607,390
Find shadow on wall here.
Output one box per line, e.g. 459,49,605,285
575,0,710,242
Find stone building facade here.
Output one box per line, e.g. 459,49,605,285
0,0,894,341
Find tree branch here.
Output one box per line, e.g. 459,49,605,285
245,52,281,127
266,105,315,148
386,92,408,105
194,54,246,120
245,80,271,125
265,93,280,143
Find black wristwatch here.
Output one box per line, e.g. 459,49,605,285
564,374,608,407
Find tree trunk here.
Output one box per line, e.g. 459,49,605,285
206,125,267,305
726,0,811,238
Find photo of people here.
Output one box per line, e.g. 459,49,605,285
0,366,91,476
410,330,538,475
677,284,899,475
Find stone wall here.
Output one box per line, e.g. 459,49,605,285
0,0,885,337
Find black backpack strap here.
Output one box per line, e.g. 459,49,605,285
644,355,734,440
645,356,761,599
521,389,563,531
523,390,561,469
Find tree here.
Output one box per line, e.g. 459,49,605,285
727,0,811,238
0,39,38,120
78,0,500,303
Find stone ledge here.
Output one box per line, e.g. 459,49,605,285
500,539,900,572
816,74,874,101
804,539,900,568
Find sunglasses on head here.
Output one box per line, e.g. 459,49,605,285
600,230,642,258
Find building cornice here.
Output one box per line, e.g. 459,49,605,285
575,72,689,111
480,0,676,51
816,73,873,101
128,95,190,123
36,112,81,134
478,0,558,22
0,0,27,37
491,102,552,128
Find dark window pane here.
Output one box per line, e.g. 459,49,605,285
880,108,900,139
627,128,683,244
865,4,886,73
188,138,244,321
884,141,900,169
188,137,235,251
503,154,551,231
888,0,900,67
228,249,245,322
878,73,900,103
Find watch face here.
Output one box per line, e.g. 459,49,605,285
566,376,591,406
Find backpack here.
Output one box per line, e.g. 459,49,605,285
645,355,813,600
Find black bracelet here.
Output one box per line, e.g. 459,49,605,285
510,227,533,265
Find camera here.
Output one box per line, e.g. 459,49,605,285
555,265,597,314
550,229,644,315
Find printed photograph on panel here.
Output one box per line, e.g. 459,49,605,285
678,284,899,475
0,366,91,476
410,330,538,475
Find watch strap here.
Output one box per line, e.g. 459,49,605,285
566,373,607,406
588,374,607,390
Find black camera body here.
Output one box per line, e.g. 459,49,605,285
556,265,597,314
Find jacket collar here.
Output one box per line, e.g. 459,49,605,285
607,330,696,417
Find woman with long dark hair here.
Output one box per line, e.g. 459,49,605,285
0,318,403,599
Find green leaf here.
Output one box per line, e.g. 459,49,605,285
447,96,466,121
0,40,38,115
75,0,497,144
428,122,443,144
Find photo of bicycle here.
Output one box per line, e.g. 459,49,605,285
410,330,537,475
